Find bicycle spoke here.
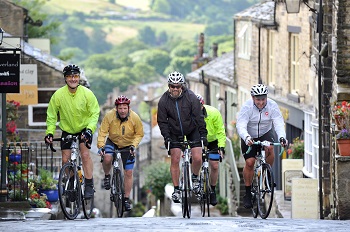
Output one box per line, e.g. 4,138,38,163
113,169,124,218
251,176,259,218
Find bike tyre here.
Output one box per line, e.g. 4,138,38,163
199,171,205,217
251,174,259,218
82,176,94,219
184,162,191,218
113,168,124,218
257,163,274,219
58,163,80,220
204,168,211,217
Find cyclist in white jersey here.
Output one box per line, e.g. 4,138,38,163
236,84,287,209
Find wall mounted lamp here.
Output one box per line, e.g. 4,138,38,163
0,28,4,45
285,0,317,13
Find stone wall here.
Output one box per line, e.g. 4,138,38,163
0,0,25,38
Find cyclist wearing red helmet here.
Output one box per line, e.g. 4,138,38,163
97,95,144,211
45,64,100,199
236,84,287,209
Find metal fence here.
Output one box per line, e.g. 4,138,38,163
0,141,62,202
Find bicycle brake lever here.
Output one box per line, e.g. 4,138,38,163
49,143,56,152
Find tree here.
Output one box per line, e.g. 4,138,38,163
138,26,157,46
143,49,171,75
164,57,193,76
144,162,172,200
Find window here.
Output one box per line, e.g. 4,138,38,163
238,23,251,59
28,88,58,126
290,34,300,93
210,82,220,108
268,30,275,85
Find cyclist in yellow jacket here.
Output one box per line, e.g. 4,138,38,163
196,94,226,206
45,64,100,199
97,95,144,211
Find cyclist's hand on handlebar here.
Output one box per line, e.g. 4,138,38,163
279,137,288,147
164,137,172,150
219,147,225,159
245,136,253,146
44,134,53,145
83,129,93,146
130,145,136,156
98,147,105,156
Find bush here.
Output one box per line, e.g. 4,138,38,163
144,162,172,200
216,195,229,215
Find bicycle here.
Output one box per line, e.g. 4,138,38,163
168,140,200,219
245,140,284,219
198,148,222,217
100,148,130,218
49,135,94,220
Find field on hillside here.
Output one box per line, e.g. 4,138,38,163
43,0,205,46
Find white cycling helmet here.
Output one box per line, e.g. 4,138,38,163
251,84,269,96
196,94,205,105
168,71,185,84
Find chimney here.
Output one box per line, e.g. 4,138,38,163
212,43,218,58
198,33,204,58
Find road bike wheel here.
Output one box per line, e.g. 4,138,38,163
181,164,188,218
113,168,124,218
58,163,80,220
257,163,274,219
199,171,205,217
204,169,211,217
184,162,192,218
82,176,94,219
251,175,259,218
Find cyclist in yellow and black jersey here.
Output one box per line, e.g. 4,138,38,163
97,95,144,211
196,94,226,206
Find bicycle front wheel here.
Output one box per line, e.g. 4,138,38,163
257,163,274,219
82,176,94,219
112,168,124,218
199,171,205,217
58,163,80,220
251,173,259,218
181,162,191,218
203,168,211,217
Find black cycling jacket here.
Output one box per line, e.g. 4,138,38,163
157,88,207,139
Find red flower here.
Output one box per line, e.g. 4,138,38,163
6,121,17,133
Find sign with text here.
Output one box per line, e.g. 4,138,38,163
7,64,38,105
0,53,20,93
291,178,319,219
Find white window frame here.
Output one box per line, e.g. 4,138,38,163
268,30,275,86
238,23,251,60
290,34,300,94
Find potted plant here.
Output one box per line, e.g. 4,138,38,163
28,182,52,208
287,137,304,159
35,168,59,202
332,101,350,129
336,128,350,156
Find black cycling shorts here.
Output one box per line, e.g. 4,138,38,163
168,128,202,149
240,129,275,160
61,130,85,150
104,138,135,170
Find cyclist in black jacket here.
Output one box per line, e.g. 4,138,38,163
157,71,208,203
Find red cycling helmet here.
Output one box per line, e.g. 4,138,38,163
115,95,131,106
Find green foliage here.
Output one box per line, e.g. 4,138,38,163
129,202,146,217
144,162,172,200
142,49,171,75
170,41,197,58
216,195,229,215
287,137,304,159
164,57,193,76
35,168,58,190
138,26,157,46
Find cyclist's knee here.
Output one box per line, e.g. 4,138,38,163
124,170,133,178
245,159,255,168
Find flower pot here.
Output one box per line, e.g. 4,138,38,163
9,154,21,163
39,189,59,202
337,139,350,156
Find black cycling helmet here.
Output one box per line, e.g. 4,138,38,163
115,95,131,106
63,64,80,77
251,84,269,97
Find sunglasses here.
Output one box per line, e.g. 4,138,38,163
65,74,80,79
169,84,182,89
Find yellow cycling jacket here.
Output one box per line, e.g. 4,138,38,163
203,104,226,148
97,108,144,149
46,85,100,135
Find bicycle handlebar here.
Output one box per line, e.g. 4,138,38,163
100,148,133,163
167,140,205,152
47,135,91,152
245,140,285,156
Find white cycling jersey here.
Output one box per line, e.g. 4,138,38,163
236,98,286,141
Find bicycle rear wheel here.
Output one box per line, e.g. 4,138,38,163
82,176,94,219
204,169,211,217
58,163,80,220
112,168,124,218
257,163,274,219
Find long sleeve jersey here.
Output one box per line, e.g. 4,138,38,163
236,98,286,141
46,85,100,135
97,108,144,149
203,104,226,148
157,88,207,139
